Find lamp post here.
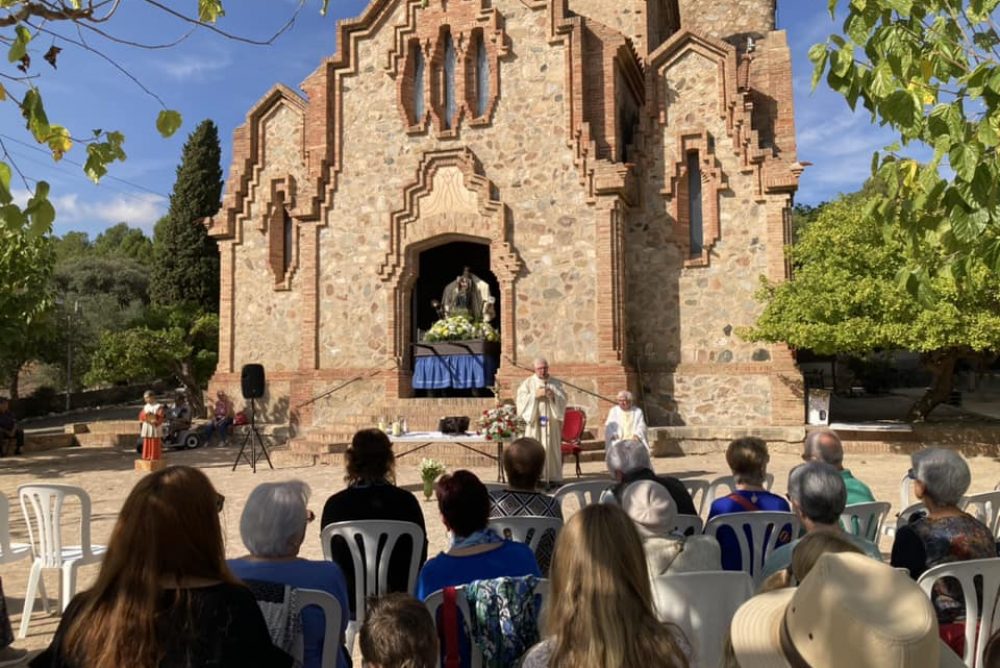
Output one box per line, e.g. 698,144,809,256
64,300,79,412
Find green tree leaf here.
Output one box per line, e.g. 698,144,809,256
156,109,183,138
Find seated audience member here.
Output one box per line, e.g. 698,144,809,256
203,389,235,445
802,428,875,504
30,466,292,668
489,437,562,574
229,481,350,668
0,397,23,457
622,480,721,577
321,428,427,617
359,593,437,668
730,553,964,668
0,586,27,666
758,528,868,594
521,504,689,667
165,392,192,441
606,438,697,516
891,448,995,656
605,390,648,452
708,437,791,571
415,470,540,600
760,462,882,580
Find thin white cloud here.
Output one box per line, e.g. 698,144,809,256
51,192,167,234
158,53,233,81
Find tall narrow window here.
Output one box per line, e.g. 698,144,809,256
475,32,489,117
282,210,293,274
443,30,456,129
413,43,425,121
687,151,704,257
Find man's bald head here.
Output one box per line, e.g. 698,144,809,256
803,428,844,469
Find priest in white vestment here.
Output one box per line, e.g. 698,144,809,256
605,390,648,453
516,357,567,487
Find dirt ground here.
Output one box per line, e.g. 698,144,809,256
2,442,999,664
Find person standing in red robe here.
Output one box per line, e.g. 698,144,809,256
139,390,165,461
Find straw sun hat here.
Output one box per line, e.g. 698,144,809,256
730,552,965,668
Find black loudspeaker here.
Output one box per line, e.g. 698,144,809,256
241,364,266,399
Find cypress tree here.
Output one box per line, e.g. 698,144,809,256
150,120,223,310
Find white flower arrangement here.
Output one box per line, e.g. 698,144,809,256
418,458,446,483
423,314,499,342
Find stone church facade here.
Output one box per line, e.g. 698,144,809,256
207,0,805,443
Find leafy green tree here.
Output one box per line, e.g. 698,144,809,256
53,231,91,263
150,120,223,310
93,223,153,262
743,192,1000,421
86,306,218,415
0,227,54,397
809,0,1000,284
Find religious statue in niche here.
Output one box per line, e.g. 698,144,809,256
425,267,498,342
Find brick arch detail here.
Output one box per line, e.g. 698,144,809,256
663,130,727,267
378,148,522,394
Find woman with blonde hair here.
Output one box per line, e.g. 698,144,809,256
520,503,689,668
30,465,291,668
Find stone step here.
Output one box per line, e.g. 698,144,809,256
580,449,606,463
74,432,134,448
23,433,76,453
290,440,348,455
80,420,136,434
271,448,317,468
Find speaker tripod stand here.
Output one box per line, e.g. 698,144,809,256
232,398,273,473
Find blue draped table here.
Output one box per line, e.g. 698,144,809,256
411,340,500,390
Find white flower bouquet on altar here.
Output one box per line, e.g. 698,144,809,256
423,314,499,343
477,404,525,442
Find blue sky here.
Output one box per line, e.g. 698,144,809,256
0,0,895,238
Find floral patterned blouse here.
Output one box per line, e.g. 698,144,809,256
891,513,996,623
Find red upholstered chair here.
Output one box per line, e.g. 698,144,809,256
561,407,587,478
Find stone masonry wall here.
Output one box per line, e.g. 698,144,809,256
627,33,798,426
677,0,775,44
230,105,306,375
318,0,599,370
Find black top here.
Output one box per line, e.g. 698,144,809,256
320,481,428,616
612,468,699,516
29,582,292,668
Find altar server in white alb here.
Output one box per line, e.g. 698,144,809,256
516,357,567,487
605,390,648,453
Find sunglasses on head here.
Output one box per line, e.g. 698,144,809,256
215,493,225,513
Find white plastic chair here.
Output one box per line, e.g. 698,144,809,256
247,582,344,668
841,501,891,542
424,579,549,668
18,484,106,638
320,520,424,653
703,512,800,587
961,491,1000,537
488,516,563,554
552,480,612,514
0,493,31,566
702,474,775,514
679,479,710,516
917,558,1000,668
671,514,704,536
900,473,914,511
653,571,754,668
893,502,928,533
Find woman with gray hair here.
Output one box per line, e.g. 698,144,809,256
606,438,697,516
229,481,351,668
891,448,995,657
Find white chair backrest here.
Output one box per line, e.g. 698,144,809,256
653,571,754,668
917,558,1000,668
703,474,776,512
320,520,424,614
488,516,563,554
680,479,710,516
703,511,800,587
19,484,96,567
961,491,1000,536
295,588,343,668
841,501,891,542
0,493,30,565
900,473,913,511
424,579,549,668
895,502,928,532
553,481,611,513
671,514,704,536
